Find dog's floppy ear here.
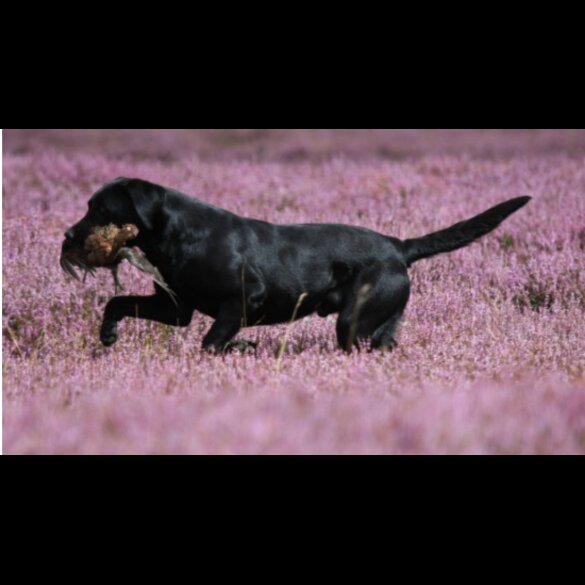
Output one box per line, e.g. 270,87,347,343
120,178,164,231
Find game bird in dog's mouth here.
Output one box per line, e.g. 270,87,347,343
60,222,177,303
61,177,531,353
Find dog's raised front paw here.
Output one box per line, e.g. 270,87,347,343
100,320,118,347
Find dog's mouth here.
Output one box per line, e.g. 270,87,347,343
59,240,96,281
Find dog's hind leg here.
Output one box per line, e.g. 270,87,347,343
370,306,408,351
335,262,410,353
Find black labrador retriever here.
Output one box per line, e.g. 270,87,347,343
61,178,530,352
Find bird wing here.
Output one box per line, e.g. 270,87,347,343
118,248,178,305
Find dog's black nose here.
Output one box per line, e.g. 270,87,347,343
64,229,75,241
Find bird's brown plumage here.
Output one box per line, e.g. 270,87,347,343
61,223,177,303
84,224,139,265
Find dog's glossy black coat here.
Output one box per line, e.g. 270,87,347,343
63,178,530,352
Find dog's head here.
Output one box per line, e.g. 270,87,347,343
61,177,164,277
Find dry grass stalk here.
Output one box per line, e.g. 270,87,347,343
276,293,309,371
5,325,24,358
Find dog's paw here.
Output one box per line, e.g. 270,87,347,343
100,320,118,347
370,338,398,353
224,339,257,353
204,339,258,354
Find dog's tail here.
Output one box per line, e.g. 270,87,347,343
401,196,531,267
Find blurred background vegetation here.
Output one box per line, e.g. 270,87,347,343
5,129,585,162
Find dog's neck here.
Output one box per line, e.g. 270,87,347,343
134,236,165,267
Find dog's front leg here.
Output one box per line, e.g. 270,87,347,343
100,293,192,346
201,298,247,353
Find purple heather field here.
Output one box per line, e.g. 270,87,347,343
2,129,585,454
